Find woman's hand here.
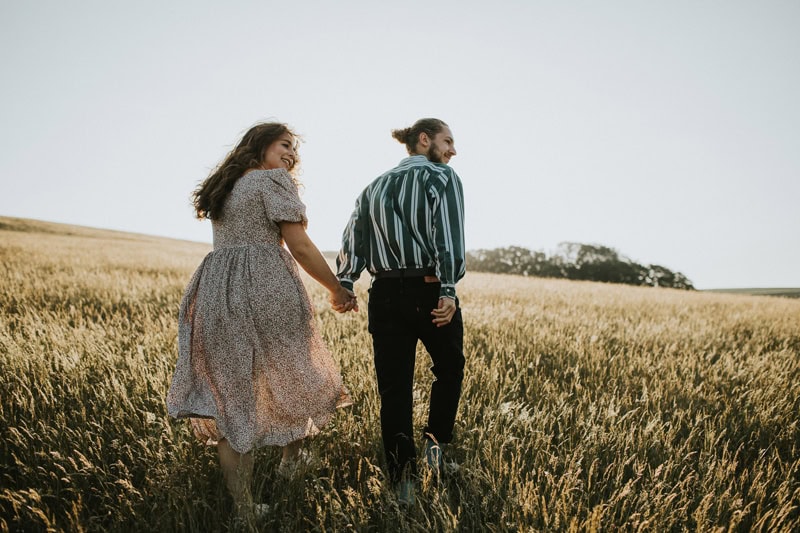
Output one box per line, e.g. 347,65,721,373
331,285,358,313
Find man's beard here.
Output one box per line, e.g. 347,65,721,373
427,144,444,163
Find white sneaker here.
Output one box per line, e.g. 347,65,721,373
253,503,270,519
233,502,269,529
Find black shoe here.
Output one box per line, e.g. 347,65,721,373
395,479,416,505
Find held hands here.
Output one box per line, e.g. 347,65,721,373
431,297,456,327
331,285,358,313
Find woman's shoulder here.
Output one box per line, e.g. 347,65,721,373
243,168,295,187
242,168,290,180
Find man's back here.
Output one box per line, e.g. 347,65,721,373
338,155,465,300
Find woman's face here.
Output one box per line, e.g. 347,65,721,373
261,133,297,171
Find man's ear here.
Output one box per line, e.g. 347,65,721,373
417,132,430,150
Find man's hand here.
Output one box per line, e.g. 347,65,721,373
431,297,456,327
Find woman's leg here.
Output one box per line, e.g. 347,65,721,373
278,439,309,478
281,439,302,463
217,438,254,513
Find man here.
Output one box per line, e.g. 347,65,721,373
337,118,466,503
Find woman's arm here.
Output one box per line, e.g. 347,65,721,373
280,221,357,312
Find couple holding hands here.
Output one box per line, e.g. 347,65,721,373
166,118,466,520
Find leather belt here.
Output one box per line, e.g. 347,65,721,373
373,267,436,280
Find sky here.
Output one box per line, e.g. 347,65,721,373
1,0,798,290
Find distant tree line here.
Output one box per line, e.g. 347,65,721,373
466,243,695,290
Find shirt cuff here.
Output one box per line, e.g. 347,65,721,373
439,284,456,300
339,278,354,291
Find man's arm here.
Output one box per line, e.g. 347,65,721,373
430,169,466,301
336,195,368,290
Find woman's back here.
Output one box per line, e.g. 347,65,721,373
212,169,296,249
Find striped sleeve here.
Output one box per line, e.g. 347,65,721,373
428,166,466,299
336,195,368,290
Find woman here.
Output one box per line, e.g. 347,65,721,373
166,122,355,521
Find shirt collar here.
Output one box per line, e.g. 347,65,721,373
400,154,430,165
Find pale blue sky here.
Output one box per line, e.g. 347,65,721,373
1,0,798,289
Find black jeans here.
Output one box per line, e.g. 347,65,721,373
368,277,465,484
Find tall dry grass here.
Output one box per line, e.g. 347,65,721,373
1,216,799,532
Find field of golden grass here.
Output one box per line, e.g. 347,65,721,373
1,216,799,532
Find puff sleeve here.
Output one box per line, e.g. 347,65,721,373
261,169,308,227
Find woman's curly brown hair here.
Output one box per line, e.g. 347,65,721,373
192,122,300,220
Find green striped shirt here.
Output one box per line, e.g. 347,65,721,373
337,155,466,299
